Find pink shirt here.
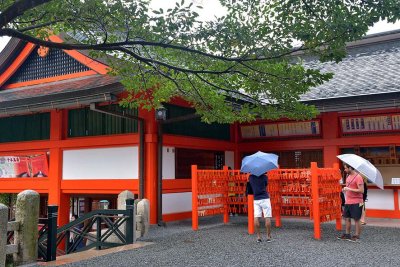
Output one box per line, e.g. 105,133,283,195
345,173,364,204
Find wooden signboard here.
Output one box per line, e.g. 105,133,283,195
240,120,320,139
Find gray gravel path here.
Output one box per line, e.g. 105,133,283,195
59,216,400,267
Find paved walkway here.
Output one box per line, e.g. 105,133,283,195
34,216,400,267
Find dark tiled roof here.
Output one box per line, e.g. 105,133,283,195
300,38,400,102
0,74,122,107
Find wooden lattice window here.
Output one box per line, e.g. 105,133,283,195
6,47,90,84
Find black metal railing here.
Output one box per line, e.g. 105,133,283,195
38,199,134,262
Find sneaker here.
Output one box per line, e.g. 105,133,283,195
266,238,272,243
257,238,262,243
337,233,351,241
349,235,360,242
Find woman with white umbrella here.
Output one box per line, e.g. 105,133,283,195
337,164,365,242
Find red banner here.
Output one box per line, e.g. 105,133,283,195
0,153,48,178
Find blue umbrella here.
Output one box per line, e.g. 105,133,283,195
240,151,279,176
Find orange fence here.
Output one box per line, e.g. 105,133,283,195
192,162,342,239
191,165,251,231
268,162,342,239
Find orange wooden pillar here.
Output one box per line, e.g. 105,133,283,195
232,122,241,169
140,109,159,224
223,166,229,224
322,112,339,168
311,162,321,239
275,204,282,228
324,146,338,168
333,163,342,231
191,165,198,230
47,110,69,226
393,189,400,218
247,194,254,234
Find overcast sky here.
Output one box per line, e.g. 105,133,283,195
1,0,400,51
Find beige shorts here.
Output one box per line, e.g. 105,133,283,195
254,198,272,218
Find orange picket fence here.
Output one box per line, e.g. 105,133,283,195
268,162,342,239
191,165,252,232
191,162,343,239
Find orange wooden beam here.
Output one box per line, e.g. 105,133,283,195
0,178,49,192
49,35,110,74
4,70,97,89
61,179,139,194
164,135,235,151
0,43,36,87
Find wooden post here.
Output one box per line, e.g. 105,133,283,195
125,198,135,244
274,168,282,228
247,194,254,234
311,162,321,240
46,205,58,262
14,190,40,265
223,165,229,224
192,165,199,230
0,204,8,267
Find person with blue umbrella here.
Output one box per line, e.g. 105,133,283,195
241,151,279,243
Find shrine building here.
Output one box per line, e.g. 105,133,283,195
0,30,399,225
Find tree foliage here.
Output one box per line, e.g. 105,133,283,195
0,0,399,123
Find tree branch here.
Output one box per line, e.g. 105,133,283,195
0,0,52,28
18,19,64,32
194,73,261,105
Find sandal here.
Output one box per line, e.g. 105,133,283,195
361,221,366,225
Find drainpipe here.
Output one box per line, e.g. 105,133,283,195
157,123,165,226
156,111,200,226
89,103,145,199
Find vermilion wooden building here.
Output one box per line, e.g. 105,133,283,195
1,30,399,225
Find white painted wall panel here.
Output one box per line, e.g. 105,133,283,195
162,192,192,214
366,189,395,210
162,146,175,179
225,151,234,169
63,146,139,180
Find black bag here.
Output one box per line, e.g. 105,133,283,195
245,181,253,196
363,182,368,202
340,191,345,206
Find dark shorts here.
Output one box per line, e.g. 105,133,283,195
343,203,363,220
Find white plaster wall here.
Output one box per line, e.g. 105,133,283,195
62,146,139,179
225,151,234,169
162,146,175,179
162,192,192,214
366,189,395,210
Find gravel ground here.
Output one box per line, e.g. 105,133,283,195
57,216,400,267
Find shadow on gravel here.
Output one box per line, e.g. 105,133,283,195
60,216,400,267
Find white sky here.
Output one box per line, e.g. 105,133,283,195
1,0,400,52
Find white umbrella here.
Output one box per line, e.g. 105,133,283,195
337,154,384,190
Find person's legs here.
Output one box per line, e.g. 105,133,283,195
254,200,263,241
348,204,363,242
259,198,272,241
338,204,352,240
360,202,366,224
255,217,261,240
355,219,361,236
345,218,351,234
265,217,271,239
